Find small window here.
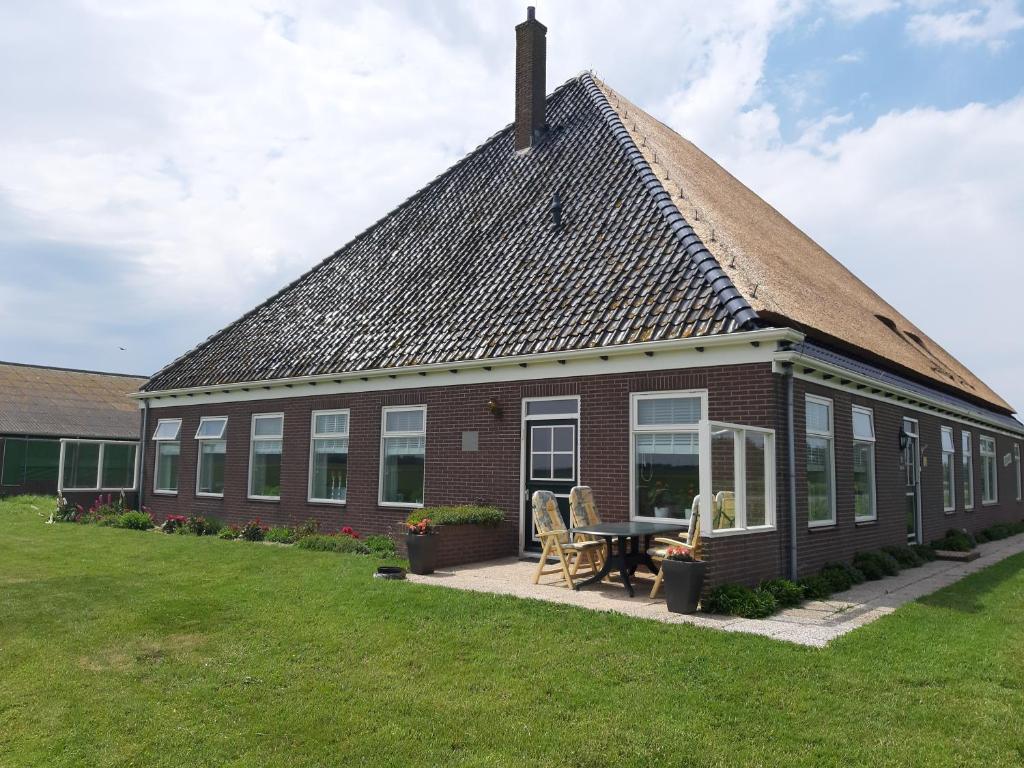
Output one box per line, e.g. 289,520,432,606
962,431,974,510
249,414,283,500
852,407,876,522
636,396,702,427
153,419,181,494
941,426,955,512
806,396,835,527
525,398,579,417
380,406,426,507
980,435,997,505
196,417,227,440
309,410,349,503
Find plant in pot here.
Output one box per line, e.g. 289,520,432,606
649,482,675,518
660,544,707,614
405,517,438,575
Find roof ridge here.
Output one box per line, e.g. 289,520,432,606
580,73,758,330
144,75,591,391
0,360,148,379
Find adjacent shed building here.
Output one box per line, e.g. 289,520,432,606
133,10,1024,588
0,362,146,504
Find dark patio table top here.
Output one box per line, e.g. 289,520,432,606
571,521,685,538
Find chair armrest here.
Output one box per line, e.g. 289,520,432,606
653,537,685,547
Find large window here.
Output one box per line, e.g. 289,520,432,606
1,438,60,488
700,422,775,532
152,418,181,494
962,431,974,510
248,414,283,500
60,440,137,491
196,417,228,497
852,407,876,521
806,395,835,526
380,406,426,506
941,426,955,513
309,410,349,503
631,393,703,522
980,435,997,505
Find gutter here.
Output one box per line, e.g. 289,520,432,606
784,363,798,580
138,399,149,509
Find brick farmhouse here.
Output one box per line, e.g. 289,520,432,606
132,9,1024,587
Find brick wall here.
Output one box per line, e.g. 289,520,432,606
396,524,519,569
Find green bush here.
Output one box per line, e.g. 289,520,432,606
702,583,778,618
759,578,805,608
239,520,267,542
853,551,900,580
881,545,925,569
821,562,864,592
265,527,296,544
406,506,503,527
910,543,937,562
218,526,238,540
797,575,833,600
112,511,153,530
365,534,396,558
975,529,991,543
979,522,1024,542
931,528,975,552
186,515,222,536
295,518,320,539
294,534,369,554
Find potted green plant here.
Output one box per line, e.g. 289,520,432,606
405,517,438,575
650,482,674,518
660,544,706,614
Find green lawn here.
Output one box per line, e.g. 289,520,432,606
2,496,1023,767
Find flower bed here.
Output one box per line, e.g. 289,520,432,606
401,506,515,568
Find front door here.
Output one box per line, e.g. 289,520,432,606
521,398,579,553
903,417,921,543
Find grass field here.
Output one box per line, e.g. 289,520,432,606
2,494,1023,767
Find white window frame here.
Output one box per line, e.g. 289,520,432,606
980,434,998,505
58,438,139,493
378,405,427,509
248,413,284,501
1015,444,1022,502
941,425,956,513
629,390,707,525
852,405,877,522
962,431,974,511
698,420,776,536
196,416,228,499
308,409,350,505
805,394,836,528
528,424,577,482
152,418,181,495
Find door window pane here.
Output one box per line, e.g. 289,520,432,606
526,399,578,416
198,440,226,495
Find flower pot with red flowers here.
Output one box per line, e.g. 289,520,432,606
405,517,438,575
661,545,706,614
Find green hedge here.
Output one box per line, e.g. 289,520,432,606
406,506,503,527
295,534,369,554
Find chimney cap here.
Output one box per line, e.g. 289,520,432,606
527,6,535,21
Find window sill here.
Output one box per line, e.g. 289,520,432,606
630,516,688,526
378,502,424,510
854,518,877,527
704,525,777,538
944,508,957,515
308,498,347,506
152,490,178,496
808,521,836,531
982,501,998,507
196,492,224,499
247,496,280,503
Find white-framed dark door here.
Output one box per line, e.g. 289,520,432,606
520,397,579,553
903,417,922,543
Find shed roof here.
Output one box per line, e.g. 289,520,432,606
0,362,146,440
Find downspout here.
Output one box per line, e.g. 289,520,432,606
138,398,149,510
784,363,798,581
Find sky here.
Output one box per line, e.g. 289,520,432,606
1,0,1023,409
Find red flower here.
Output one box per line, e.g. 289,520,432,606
340,526,360,539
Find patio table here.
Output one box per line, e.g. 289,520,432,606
570,521,686,597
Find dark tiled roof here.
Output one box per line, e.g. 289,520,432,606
0,362,146,439
143,74,754,392
794,342,1024,433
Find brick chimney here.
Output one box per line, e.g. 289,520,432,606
514,6,547,151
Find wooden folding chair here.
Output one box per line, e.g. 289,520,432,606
568,486,608,571
648,495,703,599
531,490,602,588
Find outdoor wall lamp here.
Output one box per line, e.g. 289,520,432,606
487,398,503,418
898,426,910,452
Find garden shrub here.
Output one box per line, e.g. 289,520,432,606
821,561,864,592
406,505,503,527
112,511,153,530
294,534,369,554
295,518,320,539
52,495,83,522
758,578,805,608
265,526,296,544
365,534,397,558
161,514,188,534
239,520,267,542
186,515,222,536
975,529,991,543
853,550,900,580
702,583,778,618
797,575,833,600
979,522,1024,542
175,525,190,535
930,528,975,552
910,543,936,562
881,545,925,569
218,526,239,540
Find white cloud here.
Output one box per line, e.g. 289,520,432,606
907,0,1024,51
827,0,900,22
836,50,864,62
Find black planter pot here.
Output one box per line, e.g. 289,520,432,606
661,559,707,614
406,533,439,575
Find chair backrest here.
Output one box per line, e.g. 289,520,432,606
687,495,703,559
713,491,736,529
569,486,601,528
532,490,568,544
